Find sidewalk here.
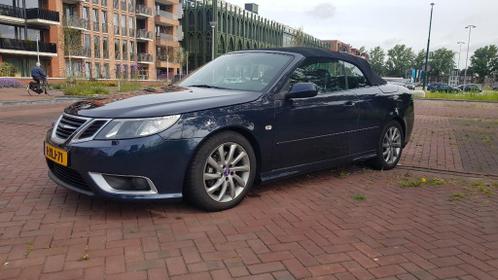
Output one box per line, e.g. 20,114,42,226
0,87,82,106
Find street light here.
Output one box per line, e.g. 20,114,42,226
422,2,435,90
209,21,217,61
456,41,465,84
463,25,476,88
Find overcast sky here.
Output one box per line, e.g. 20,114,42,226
229,0,498,60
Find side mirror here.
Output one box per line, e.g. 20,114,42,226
286,82,318,99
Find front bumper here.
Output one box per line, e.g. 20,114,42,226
45,130,201,200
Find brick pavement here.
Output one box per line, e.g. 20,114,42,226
0,100,498,280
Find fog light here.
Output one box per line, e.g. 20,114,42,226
89,172,158,194
102,175,151,191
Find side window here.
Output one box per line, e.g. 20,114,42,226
343,62,368,89
289,59,347,94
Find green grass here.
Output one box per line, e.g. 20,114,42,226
118,81,142,92
63,83,109,96
352,194,366,201
422,90,498,102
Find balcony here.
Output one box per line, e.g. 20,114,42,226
0,4,59,25
26,8,60,25
157,53,180,69
137,53,153,63
135,4,153,17
156,33,179,47
136,29,153,41
64,16,88,30
156,0,180,5
0,4,25,24
0,38,56,56
64,48,91,58
155,10,179,26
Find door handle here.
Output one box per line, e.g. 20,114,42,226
345,101,356,106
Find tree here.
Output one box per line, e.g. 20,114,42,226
291,27,305,47
63,27,83,79
470,45,498,82
385,44,415,77
428,48,455,79
369,46,385,76
414,49,425,70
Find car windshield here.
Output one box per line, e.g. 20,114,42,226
180,52,292,92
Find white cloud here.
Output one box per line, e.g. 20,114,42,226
306,3,336,20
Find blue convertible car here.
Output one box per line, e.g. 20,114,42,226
45,47,414,211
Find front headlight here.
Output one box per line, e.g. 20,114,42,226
95,115,180,140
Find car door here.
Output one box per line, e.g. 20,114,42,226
343,61,385,155
272,59,359,170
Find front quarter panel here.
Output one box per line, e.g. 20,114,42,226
180,96,275,173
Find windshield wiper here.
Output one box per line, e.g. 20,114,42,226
187,84,229,90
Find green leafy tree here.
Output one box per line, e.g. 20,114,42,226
414,49,426,70
470,45,498,82
63,27,83,79
429,48,455,79
0,62,16,76
291,27,305,47
368,46,385,76
385,44,415,77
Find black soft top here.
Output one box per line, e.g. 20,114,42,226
261,47,386,86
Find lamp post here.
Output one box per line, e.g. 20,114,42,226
422,2,435,90
463,25,476,88
209,21,217,61
456,41,465,84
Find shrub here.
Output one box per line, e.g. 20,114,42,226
0,62,16,77
63,84,109,96
0,78,22,88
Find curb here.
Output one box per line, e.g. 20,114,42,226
0,97,85,106
416,97,498,104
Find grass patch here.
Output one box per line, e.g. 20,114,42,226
118,81,142,92
421,90,498,102
449,192,466,201
352,194,366,201
469,181,495,197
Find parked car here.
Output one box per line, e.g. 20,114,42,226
44,48,414,211
427,83,460,92
493,82,498,91
458,84,482,92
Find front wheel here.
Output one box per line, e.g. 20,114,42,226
369,121,404,170
185,132,256,211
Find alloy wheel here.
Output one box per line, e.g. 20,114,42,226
203,142,250,202
382,126,402,165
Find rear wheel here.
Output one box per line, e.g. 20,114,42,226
369,121,403,170
185,131,256,211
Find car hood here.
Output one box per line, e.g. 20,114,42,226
65,87,261,118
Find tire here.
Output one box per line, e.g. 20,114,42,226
184,131,257,211
368,121,404,170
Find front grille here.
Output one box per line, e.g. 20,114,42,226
55,114,88,140
47,161,93,193
78,120,107,139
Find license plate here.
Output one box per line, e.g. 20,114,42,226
45,142,68,167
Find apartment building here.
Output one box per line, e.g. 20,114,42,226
323,39,369,60
0,0,182,80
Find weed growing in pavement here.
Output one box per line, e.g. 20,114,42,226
24,241,33,257
399,176,447,188
468,181,495,197
352,194,366,201
449,192,466,201
335,169,350,178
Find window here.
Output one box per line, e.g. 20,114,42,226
120,15,126,35
83,7,90,29
103,63,110,79
83,34,91,51
94,36,100,58
85,62,91,79
102,37,109,58
121,40,127,60
114,40,120,59
92,9,99,31
180,53,293,92
95,63,101,79
289,59,369,94
113,13,119,34
101,11,108,33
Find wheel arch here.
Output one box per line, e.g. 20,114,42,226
183,126,262,191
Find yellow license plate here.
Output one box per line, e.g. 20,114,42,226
45,142,68,167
